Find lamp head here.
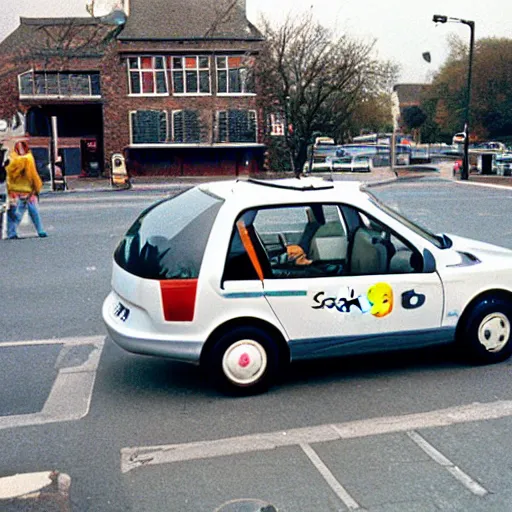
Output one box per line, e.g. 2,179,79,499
433,14,448,23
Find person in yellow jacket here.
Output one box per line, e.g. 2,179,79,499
5,141,47,239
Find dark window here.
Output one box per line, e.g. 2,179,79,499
84,72,101,96
156,72,167,93
35,74,45,94
59,74,70,95
229,68,240,93
46,74,59,95
217,110,257,143
216,55,255,94
185,71,198,92
171,56,210,94
173,72,184,93
130,73,141,94
114,188,224,279
172,110,201,143
19,73,34,95
131,111,167,144
217,70,227,93
217,111,228,142
199,71,210,93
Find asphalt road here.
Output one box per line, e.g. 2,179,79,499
2,176,512,511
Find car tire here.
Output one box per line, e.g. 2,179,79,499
459,297,512,365
208,326,279,395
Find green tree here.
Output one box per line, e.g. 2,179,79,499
402,106,427,130
346,92,394,138
422,36,512,141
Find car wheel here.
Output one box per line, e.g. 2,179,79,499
208,326,279,395
460,297,512,364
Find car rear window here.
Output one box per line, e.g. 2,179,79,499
114,187,224,279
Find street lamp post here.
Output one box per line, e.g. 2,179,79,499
433,14,475,181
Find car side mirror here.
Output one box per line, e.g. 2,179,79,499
422,248,436,273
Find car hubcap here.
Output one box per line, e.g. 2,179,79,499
222,339,267,386
478,313,510,352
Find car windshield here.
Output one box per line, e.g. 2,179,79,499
366,191,449,249
114,187,224,279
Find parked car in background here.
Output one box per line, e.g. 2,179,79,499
304,142,343,172
495,153,512,176
104,177,512,395
477,141,507,152
325,152,372,172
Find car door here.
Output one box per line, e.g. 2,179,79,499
255,203,445,360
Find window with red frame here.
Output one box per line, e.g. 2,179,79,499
128,56,168,95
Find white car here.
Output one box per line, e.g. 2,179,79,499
326,153,372,172
103,178,512,394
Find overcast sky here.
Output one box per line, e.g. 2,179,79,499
1,0,511,83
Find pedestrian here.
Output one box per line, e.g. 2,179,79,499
5,140,47,239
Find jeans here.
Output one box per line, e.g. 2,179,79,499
7,196,46,238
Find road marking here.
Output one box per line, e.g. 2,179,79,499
0,471,71,502
458,181,512,191
0,336,105,430
121,399,512,473
0,335,103,348
300,443,362,510
406,430,488,497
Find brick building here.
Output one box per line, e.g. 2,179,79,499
0,0,266,177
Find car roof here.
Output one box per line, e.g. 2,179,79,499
199,178,369,208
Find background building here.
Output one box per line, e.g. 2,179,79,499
0,0,265,177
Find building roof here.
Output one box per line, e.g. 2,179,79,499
118,0,263,41
0,17,118,58
393,83,429,107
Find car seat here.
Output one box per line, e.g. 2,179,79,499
348,227,389,275
277,206,323,257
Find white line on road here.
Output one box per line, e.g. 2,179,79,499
121,399,512,473
458,181,512,191
406,430,488,497
0,335,103,348
0,335,105,430
300,443,362,510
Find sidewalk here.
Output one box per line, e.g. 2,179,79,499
40,162,512,194
42,166,407,194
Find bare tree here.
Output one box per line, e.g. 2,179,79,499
257,12,398,175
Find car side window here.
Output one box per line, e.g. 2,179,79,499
342,206,423,275
223,204,349,281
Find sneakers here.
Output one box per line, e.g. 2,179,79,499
7,235,19,240
38,232,48,238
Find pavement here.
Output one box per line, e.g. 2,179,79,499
5,166,512,510
39,161,512,195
